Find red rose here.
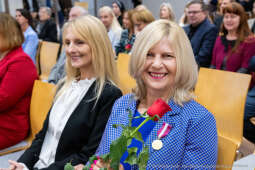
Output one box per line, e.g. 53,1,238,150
125,44,132,50
147,99,172,121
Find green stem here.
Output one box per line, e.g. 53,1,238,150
130,117,150,137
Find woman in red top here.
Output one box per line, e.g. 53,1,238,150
211,2,255,73
0,13,38,149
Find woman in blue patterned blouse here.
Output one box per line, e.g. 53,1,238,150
79,19,218,170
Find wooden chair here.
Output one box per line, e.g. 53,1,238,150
117,53,136,94
35,40,43,74
38,41,60,81
0,80,56,156
74,1,88,10
194,68,251,170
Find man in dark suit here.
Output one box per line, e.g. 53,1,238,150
37,6,58,42
184,0,217,68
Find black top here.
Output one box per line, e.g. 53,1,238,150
18,81,122,170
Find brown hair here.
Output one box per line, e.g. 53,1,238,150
221,2,252,53
0,13,24,52
124,9,135,38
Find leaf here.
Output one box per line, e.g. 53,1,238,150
109,135,128,167
122,126,136,137
133,131,144,143
64,163,74,170
124,147,138,165
138,146,149,170
127,109,133,126
88,155,98,164
82,166,90,170
127,138,132,147
101,153,110,162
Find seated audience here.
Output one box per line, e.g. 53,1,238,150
48,6,88,84
76,19,218,170
184,0,218,68
248,1,255,33
211,2,255,73
112,0,125,27
159,2,176,21
3,15,122,170
99,6,122,52
244,55,255,143
36,6,58,42
15,8,39,64
115,10,136,56
212,0,235,31
0,13,38,150
132,9,155,34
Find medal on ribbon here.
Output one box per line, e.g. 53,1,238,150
152,122,172,150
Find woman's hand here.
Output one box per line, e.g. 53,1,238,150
74,164,84,170
93,159,124,170
0,160,24,170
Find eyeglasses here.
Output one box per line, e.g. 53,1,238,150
187,10,203,15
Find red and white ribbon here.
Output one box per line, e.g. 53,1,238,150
157,122,172,139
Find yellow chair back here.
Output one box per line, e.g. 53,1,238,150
38,41,60,81
74,2,88,10
28,80,56,140
117,53,136,94
194,68,251,169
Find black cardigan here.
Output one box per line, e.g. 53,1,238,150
18,81,122,169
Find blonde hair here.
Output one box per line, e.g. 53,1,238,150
0,13,24,52
129,20,198,106
160,2,176,21
58,15,119,101
132,9,155,24
98,6,122,36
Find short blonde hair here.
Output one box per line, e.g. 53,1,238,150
59,15,119,100
129,20,198,106
0,13,24,52
160,2,176,21
132,9,155,24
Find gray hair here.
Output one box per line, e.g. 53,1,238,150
40,6,52,17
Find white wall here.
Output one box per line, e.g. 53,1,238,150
143,0,190,22
8,0,23,16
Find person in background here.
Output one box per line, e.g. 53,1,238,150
213,0,236,31
76,19,217,170
184,0,218,68
132,9,155,34
115,10,136,56
159,2,176,21
15,9,39,64
99,6,122,53
0,13,38,150
179,7,189,27
48,6,88,84
244,55,255,143
211,2,255,73
3,15,122,170
135,4,148,11
36,6,58,42
248,1,255,33
112,0,125,27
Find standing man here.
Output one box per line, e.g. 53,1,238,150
37,6,58,42
184,0,217,68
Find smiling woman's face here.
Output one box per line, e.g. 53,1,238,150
64,27,94,76
141,37,176,94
